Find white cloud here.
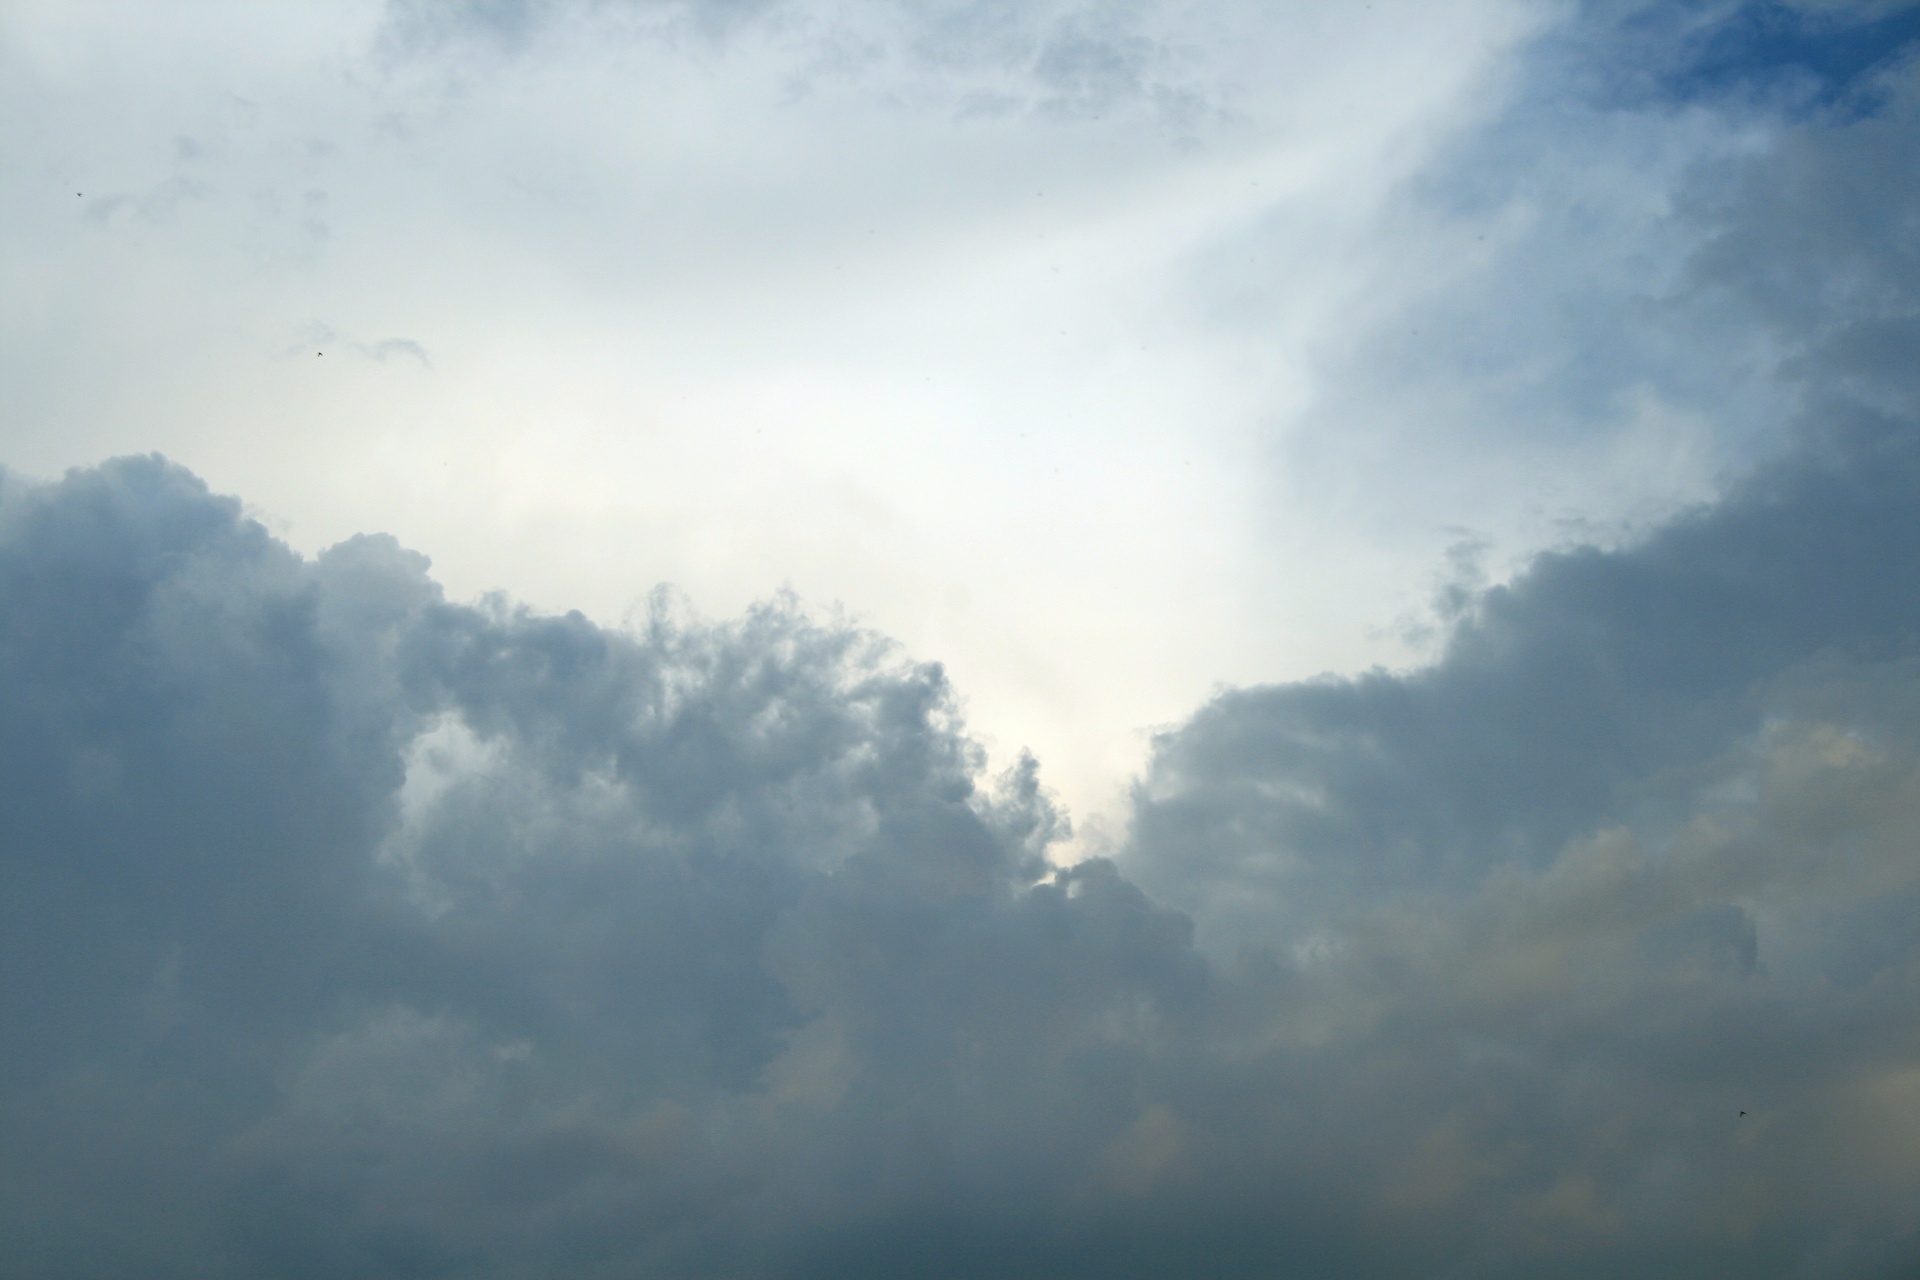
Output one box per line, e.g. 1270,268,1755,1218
1,0,1551,837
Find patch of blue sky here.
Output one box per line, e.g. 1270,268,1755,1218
1598,1,1920,116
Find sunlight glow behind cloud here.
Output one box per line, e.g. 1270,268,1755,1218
6,1,1920,1275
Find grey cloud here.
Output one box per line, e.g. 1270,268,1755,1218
1249,9,1917,563
15,17,1920,1280
1686,67,1920,360
380,0,1248,128
381,0,784,58
16,422,1920,1273
289,325,432,366
1128,56,1920,954
1127,402,1920,947
0,456,1219,1277
366,338,433,366
1113,57,1920,1273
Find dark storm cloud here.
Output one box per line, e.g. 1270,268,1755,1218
1114,50,1920,1276
1125,402,1920,948
0,455,1215,1277
15,434,1920,1271
13,25,1920,1280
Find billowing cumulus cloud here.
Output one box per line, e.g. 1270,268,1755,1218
1120,41,1920,1276
9,3,1920,1278
0,453,1207,1277
14,334,1920,1277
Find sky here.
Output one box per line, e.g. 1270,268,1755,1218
5,1,1920,1276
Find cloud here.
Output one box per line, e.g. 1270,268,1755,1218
375,0,1397,130
15,370,1920,1274
1235,2,1917,561
1115,49,1920,1275
0,453,1205,1276
1126,54,1920,949
9,8,1920,1280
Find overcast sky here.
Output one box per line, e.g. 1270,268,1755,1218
6,1,1920,1276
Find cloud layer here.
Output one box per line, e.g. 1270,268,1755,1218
12,274,1920,1280
8,3,1920,1277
